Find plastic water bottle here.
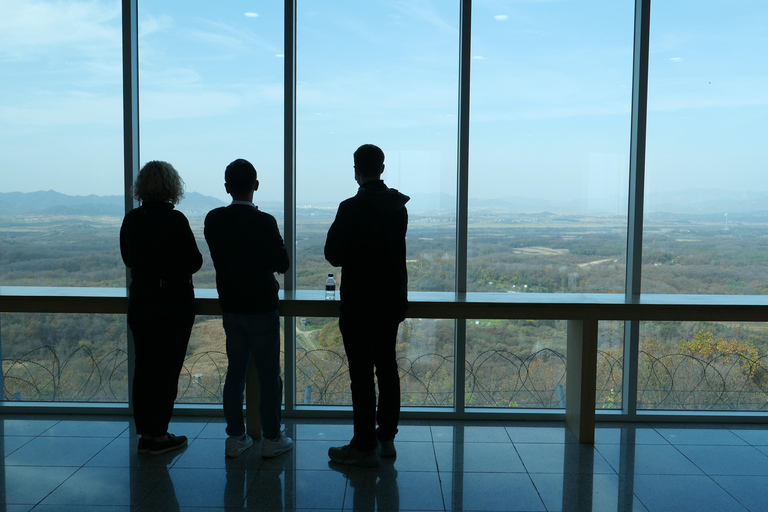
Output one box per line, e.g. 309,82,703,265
325,273,336,300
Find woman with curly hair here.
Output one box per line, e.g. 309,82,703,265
120,160,203,455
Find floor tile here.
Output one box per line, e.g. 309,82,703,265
269,469,348,510
161,467,248,508
40,466,164,507
633,474,748,512
460,424,512,443
243,468,287,510
435,441,526,473
41,419,129,438
506,425,579,444
529,472,623,512
429,425,455,443
173,437,263,470
3,466,79,505
596,443,704,475
593,427,668,445
442,472,546,511
712,475,768,512
676,444,768,475
5,435,112,467
393,424,432,442
0,418,59,436
30,506,132,511
516,443,616,474
260,439,329,471
385,441,438,471
729,428,768,446
167,420,210,440
197,422,229,439
3,435,33,457
5,415,768,512
86,436,185,469
655,427,747,445
294,423,353,442
343,467,443,511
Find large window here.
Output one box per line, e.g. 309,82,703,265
295,0,460,293
2,0,768,417
138,0,286,291
642,1,768,295
467,0,634,295
0,0,124,288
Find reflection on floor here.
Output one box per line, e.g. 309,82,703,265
2,416,768,511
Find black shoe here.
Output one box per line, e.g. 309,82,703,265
137,438,151,454
146,434,188,455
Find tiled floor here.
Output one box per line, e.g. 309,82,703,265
2,416,768,511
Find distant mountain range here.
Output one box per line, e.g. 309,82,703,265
0,190,227,218
2,188,768,219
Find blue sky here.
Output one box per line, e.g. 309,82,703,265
1,0,766,213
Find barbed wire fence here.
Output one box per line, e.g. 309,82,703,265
3,345,768,411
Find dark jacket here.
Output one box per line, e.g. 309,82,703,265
325,180,409,322
204,203,289,314
120,201,203,299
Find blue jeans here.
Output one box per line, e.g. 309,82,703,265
222,310,283,440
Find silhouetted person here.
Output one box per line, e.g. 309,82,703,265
120,160,202,455
204,158,294,458
325,144,409,466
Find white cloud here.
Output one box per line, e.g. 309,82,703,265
472,56,487,60
670,57,683,62
244,12,259,18
0,0,121,61
495,15,509,21
139,14,173,38
276,54,285,58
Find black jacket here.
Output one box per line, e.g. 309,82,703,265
120,201,203,298
325,180,409,322
204,203,289,314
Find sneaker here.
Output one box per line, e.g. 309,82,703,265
225,434,254,458
328,444,379,467
377,439,397,458
146,434,188,455
261,433,294,458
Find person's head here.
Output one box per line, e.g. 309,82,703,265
353,144,385,184
133,160,185,204
224,158,259,199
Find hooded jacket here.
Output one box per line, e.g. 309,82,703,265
325,180,409,322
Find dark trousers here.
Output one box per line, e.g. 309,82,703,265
128,293,195,436
340,314,401,452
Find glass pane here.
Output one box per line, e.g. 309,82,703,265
467,1,634,293
638,321,768,411
466,319,567,408
296,1,460,292
0,0,124,287
178,315,285,406
138,1,285,291
1,313,128,402
296,318,454,407
643,1,768,294
465,319,623,409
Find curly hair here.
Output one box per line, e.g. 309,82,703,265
133,160,185,204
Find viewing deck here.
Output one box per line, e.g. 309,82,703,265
3,287,768,443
